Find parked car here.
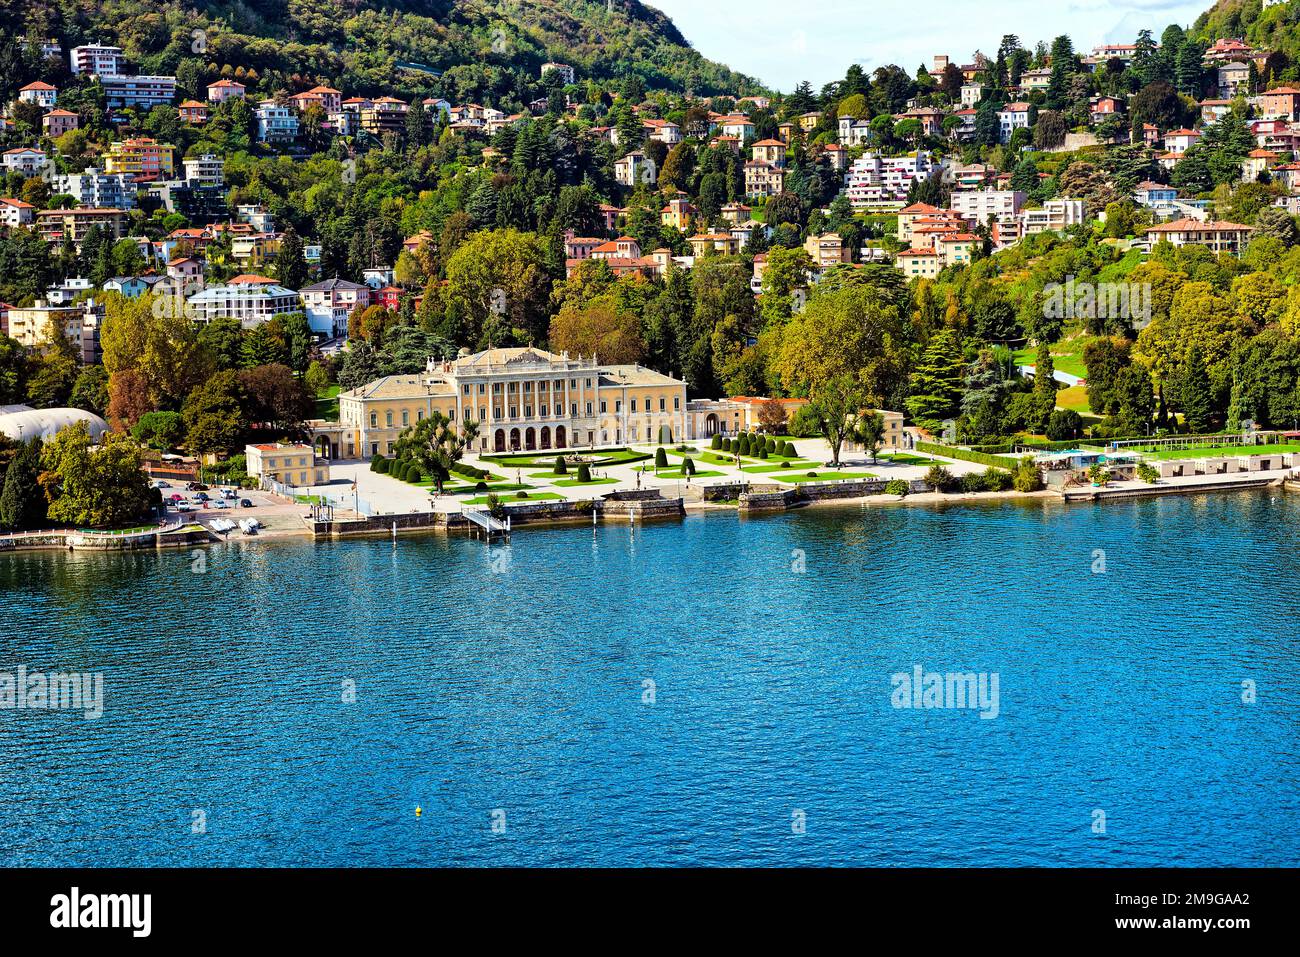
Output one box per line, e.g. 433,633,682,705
222,488,238,500
176,503,196,513
211,499,229,509
195,492,209,501
239,498,254,508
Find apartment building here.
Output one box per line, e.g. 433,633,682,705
950,188,1026,227
55,168,137,209
36,208,128,246
1021,198,1088,235
845,152,938,211
104,137,176,182
100,75,177,110
186,282,301,327
70,43,125,75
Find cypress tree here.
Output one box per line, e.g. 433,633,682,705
0,438,46,531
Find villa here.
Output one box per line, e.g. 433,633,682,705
330,347,689,458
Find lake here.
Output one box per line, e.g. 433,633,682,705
2,491,1298,866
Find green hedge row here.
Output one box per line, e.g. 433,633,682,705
915,442,1017,470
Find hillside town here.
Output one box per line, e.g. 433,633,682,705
7,11,1300,532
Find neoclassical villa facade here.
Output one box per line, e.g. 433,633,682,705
327,347,692,458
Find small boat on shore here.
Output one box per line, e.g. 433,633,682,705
238,519,261,535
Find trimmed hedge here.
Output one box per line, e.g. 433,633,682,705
577,464,592,482
554,456,567,475
710,434,722,450
915,441,1016,470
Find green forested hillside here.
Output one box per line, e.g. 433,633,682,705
0,0,760,100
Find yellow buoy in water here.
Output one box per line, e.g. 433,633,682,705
415,805,422,817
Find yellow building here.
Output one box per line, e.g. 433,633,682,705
335,347,689,457
246,443,330,487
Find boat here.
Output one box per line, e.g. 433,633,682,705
209,518,237,534
237,519,260,535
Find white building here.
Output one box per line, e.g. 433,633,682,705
1022,198,1087,235
843,152,939,211
950,188,1025,227
100,75,176,110
300,278,372,337
70,43,125,76
614,150,656,187
17,81,57,108
186,283,301,328
539,62,576,85
55,168,137,210
997,102,1032,144
255,101,299,142
182,154,224,187
0,197,35,228
1,148,48,177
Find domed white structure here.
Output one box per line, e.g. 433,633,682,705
0,407,110,443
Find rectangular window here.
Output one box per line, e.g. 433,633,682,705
386,411,393,427
462,384,471,394
585,402,593,416
631,399,638,412
478,383,486,394
615,400,622,413
571,403,577,416
370,412,377,428
600,401,607,413
659,398,665,411
674,397,680,410
402,411,409,426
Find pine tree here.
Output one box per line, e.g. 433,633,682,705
905,330,965,426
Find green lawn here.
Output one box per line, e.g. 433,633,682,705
776,471,877,483
1135,442,1300,461
877,453,930,467
463,492,566,504
481,448,651,468
638,466,725,478
315,384,341,420
740,460,818,473
1014,347,1088,380
553,477,619,487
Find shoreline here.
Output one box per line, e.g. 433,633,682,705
1,478,1285,555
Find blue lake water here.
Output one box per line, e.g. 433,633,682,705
2,491,1298,867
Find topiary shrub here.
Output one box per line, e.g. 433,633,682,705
577,463,592,482
758,448,768,459
765,438,777,454
806,471,818,478
722,438,732,452
475,481,489,491
711,434,722,450
683,456,696,476
554,456,567,475
884,479,910,496
370,454,384,472
515,490,530,499
654,447,668,468
738,436,751,456
780,461,791,469
374,456,390,474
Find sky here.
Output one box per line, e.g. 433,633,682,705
644,0,1215,92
